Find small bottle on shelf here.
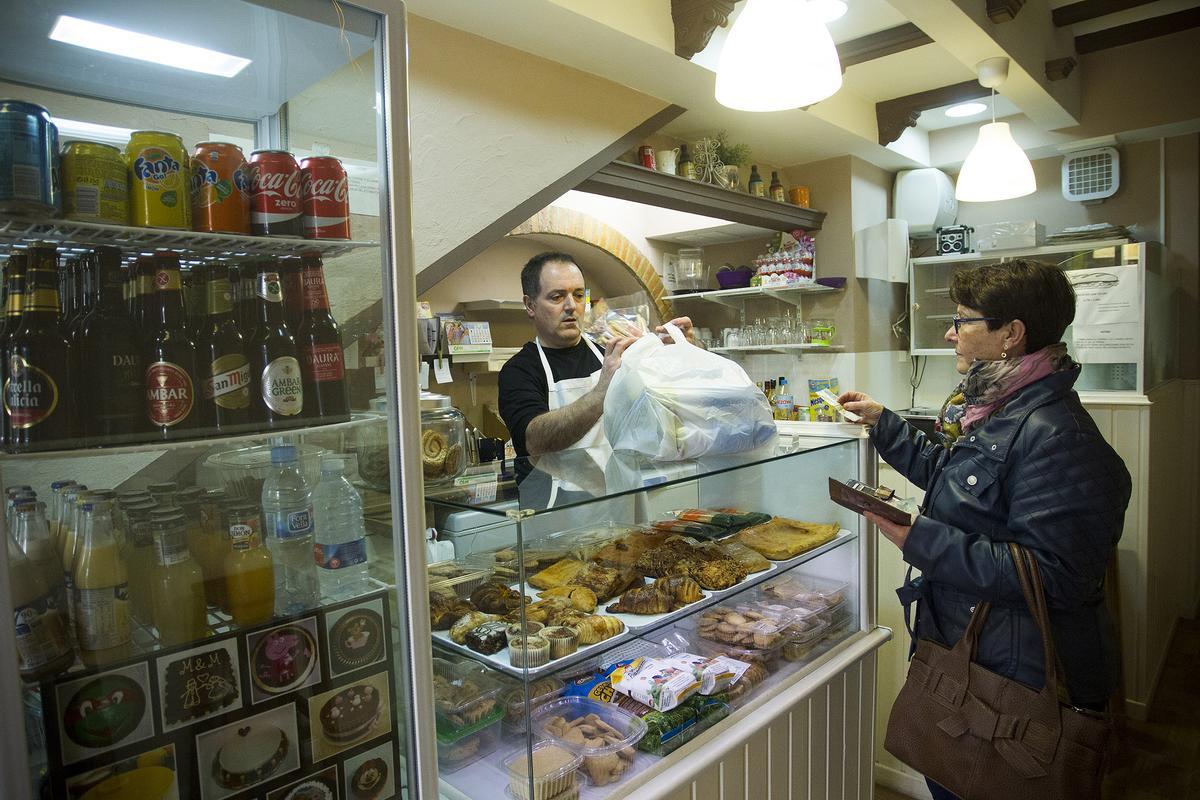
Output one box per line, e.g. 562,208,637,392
262,445,319,615
769,171,784,202
224,503,276,628
748,165,765,197
150,511,208,647
313,457,370,601
8,515,74,682
677,144,697,181
74,500,131,667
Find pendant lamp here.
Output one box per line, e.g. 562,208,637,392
715,0,842,112
955,58,1036,202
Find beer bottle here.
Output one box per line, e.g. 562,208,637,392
182,263,206,339
279,256,304,334
0,251,28,449
77,246,145,443
246,259,304,427
198,261,251,431
227,262,242,330
131,255,156,336
143,251,203,438
296,253,349,422
58,256,74,320
237,259,258,335
4,243,75,452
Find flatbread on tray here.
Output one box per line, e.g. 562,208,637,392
733,517,839,560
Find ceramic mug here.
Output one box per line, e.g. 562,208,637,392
656,147,680,175
810,320,836,346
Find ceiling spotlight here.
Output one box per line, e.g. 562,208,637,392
945,101,987,118
808,0,849,23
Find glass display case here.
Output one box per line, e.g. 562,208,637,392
0,2,420,800
422,436,876,799
909,240,1173,393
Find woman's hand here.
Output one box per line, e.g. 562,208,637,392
837,391,884,425
866,511,912,550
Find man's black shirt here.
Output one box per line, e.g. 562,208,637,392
498,338,601,459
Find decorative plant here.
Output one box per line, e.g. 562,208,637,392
714,130,751,167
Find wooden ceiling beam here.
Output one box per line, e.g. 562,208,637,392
875,80,988,146
672,0,739,59
987,0,1027,23
1076,7,1200,53
837,23,933,69
1052,0,1160,27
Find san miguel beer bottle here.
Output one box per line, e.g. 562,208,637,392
246,259,304,427
143,252,202,438
77,246,144,443
199,262,251,431
4,243,75,451
296,253,349,422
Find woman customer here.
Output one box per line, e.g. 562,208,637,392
839,259,1131,800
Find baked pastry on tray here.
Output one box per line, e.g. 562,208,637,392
733,517,839,560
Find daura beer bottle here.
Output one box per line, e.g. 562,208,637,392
247,259,304,426
77,246,144,444
143,251,202,438
4,243,75,451
297,253,349,422
198,261,251,431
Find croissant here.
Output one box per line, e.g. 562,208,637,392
606,584,673,615
538,585,598,612
449,611,499,644
652,575,704,604
573,614,625,645
429,591,474,630
469,581,530,614
503,596,572,624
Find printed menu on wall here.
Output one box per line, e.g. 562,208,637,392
39,588,400,800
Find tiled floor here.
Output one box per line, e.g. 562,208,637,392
875,615,1200,799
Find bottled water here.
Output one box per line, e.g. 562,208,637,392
312,457,369,601
261,445,318,615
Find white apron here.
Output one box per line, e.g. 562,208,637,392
535,336,610,503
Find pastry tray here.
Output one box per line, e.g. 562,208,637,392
431,530,854,679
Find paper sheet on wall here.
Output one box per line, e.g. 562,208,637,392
1067,265,1139,326
1071,322,1140,363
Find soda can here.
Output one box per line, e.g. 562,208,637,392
638,145,656,170
125,130,189,229
299,155,350,240
61,140,129,224
249,150,303,237
0,100,60,216
191,142,251,234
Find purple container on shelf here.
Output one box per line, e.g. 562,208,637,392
716,266,754,289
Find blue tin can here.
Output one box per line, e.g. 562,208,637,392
0,100,60,216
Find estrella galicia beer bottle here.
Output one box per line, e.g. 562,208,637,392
246,259,304,427
296,253,349,422
4,243,75,451
77,246,144,443
198,262,251,431
143,252,202,439
0,251,28,449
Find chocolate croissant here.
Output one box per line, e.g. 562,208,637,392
606,584,673,615
652,575,704,604
469,581,530,614
430,591,474,630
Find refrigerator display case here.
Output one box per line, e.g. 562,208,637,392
423,431,888,800
0,2,424,800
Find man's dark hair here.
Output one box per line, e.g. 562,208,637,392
949,258,1076,353
521,252,577,299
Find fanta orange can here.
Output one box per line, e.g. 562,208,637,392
125,130,190,229
191,142,251,234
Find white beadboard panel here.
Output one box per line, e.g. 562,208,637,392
858,658,875,800
693,761,723,800
768,716,791,800
791,691,812,799
807,684,831,799
843,660,864,800
722,745,747,800
745,728,769,799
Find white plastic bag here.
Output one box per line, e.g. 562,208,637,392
603,324,777,461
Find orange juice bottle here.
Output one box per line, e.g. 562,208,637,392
223,503,275,627
150,512,208,646
73,501,130,666
122,500,159,625
179,487,227,610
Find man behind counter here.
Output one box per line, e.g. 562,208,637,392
498,251,694,462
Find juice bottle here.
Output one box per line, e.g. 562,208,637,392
8,528,74,681
224,503,275,627
47,479,77,554
180,487,225,610
57,484,87,569
73,501,131,666
201,490,231,611
122,499,159,625
150,513,208,646
146,481,178,506
61,487,93,633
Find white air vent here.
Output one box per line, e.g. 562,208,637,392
1062,147,1119,202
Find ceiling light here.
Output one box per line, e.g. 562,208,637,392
50,117,135,145
808,0,849,23
955,57,1035,202
945,101,987,118
715,0,842,112
49,15,251,77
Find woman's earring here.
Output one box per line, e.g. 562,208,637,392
1001,351,1008,359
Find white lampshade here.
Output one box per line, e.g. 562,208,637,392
715,0,843,112
955,121,1036,202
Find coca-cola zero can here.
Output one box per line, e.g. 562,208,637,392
299,156,350,240
249,149,302,237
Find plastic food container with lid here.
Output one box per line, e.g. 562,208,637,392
432,658,504,733
783,618,830,662
759,574,849,610
531,697,646,786
205,443,327,500
501,677,567,733
503,740,583,800
435,704,504,773
421,392,467,486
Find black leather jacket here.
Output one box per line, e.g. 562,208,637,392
871,367,1131,705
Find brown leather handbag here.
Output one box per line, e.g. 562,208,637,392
884,544,1113,799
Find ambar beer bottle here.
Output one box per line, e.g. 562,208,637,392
247,259,304,427
297,253,349,422
77,246,145,443
143,252,202,438
198,262,251,431
4,243,75,452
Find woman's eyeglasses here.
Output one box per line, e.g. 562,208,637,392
951,315,999,333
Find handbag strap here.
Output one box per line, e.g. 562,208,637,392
1009,543,1063,701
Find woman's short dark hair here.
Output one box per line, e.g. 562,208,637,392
521,252,576,299
949,259,1076,352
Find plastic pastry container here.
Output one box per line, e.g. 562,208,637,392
782,618,829,662
531,697,647,786
758,574,849,610
428,561,495,600
435,705,504,773
693,601,799,650
432,658,504,732
501,677,567,733
206,443,326,500
503,740,583,800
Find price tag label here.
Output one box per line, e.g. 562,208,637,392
433,357,452,384
418,361,430,390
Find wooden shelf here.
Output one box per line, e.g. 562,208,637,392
670,283,840,308
577,161,827,233
458,299,525,312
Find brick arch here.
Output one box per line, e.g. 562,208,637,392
508,206,673,321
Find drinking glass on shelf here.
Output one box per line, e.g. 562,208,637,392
797,322,812,344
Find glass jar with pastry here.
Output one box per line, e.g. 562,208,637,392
420,392,467,487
